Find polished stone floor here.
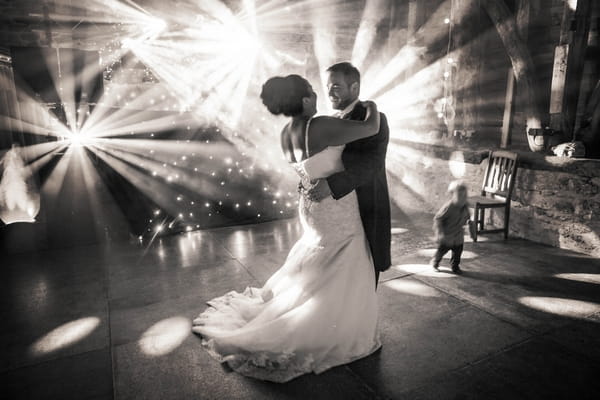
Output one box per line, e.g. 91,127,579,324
2,212,600,399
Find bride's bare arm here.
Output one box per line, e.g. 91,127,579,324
309,101,380,148
280,125,295,163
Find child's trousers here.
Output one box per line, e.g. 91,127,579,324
432,243,463,268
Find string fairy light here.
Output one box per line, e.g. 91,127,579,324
132,123,298,241
439,0,457,128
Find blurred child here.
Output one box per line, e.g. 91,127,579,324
431,180,473,274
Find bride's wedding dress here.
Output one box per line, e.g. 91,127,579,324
192,143,380,383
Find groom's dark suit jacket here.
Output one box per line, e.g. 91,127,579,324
326,103,392,274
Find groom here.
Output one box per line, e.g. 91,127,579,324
307,62,391,286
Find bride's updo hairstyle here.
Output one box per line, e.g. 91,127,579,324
260,74,310,117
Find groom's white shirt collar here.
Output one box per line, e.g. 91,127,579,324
334,98,360,118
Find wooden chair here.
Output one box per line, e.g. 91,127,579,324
470,150,518,242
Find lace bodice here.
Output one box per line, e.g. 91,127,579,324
286,120,363,246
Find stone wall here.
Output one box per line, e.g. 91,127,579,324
386,140,600,257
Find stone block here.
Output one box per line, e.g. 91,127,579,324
553,200,575,214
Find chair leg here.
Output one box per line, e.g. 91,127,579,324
504,204,510,240
473,206,479,243
480,208,485,231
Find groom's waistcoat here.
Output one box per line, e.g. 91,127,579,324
327,103,392,272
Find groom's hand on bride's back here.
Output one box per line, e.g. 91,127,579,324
307,179,331,202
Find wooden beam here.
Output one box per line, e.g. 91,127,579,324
402,0,427,81
549,2,575,131
583,79,600,157
563,0,592,138
501,0,529,148
407,0,426,37
452,0,479,135
515,0,529,40
481,0,544,152
549,44,569,126
42,1,53,47
549,0,592,138
501,67,516,148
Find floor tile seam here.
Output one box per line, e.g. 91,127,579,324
392,336,538,397
543,337,600,365
379,272,414,283
343,364,390,400
109,318,207,348
378,273,472,313
105,253,117,400
414,276,600,341
538,322,600,365
0,345,111,375
453,326,600,373
229,257,264,287
105,256,238,280
110,332,183,350
107,290,227,312
106,271,259,307
106,262,239,288
407,274,539,335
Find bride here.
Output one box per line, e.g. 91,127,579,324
192,74,381,382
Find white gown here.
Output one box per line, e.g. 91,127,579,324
192,142,381,383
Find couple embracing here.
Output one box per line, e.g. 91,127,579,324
192,62,391,383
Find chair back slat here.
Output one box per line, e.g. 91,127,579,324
482,151,518,199
500,158,509,191
498,158,505,190
501,160,510,192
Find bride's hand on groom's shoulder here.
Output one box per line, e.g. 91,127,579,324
361,100,380,131
361,100,377,107
360,100,378,113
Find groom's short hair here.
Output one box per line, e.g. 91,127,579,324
327,62,360,87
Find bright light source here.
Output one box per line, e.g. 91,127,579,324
69,135,82,146
121,38,137,49
68,132,90,147
150,18,167,35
